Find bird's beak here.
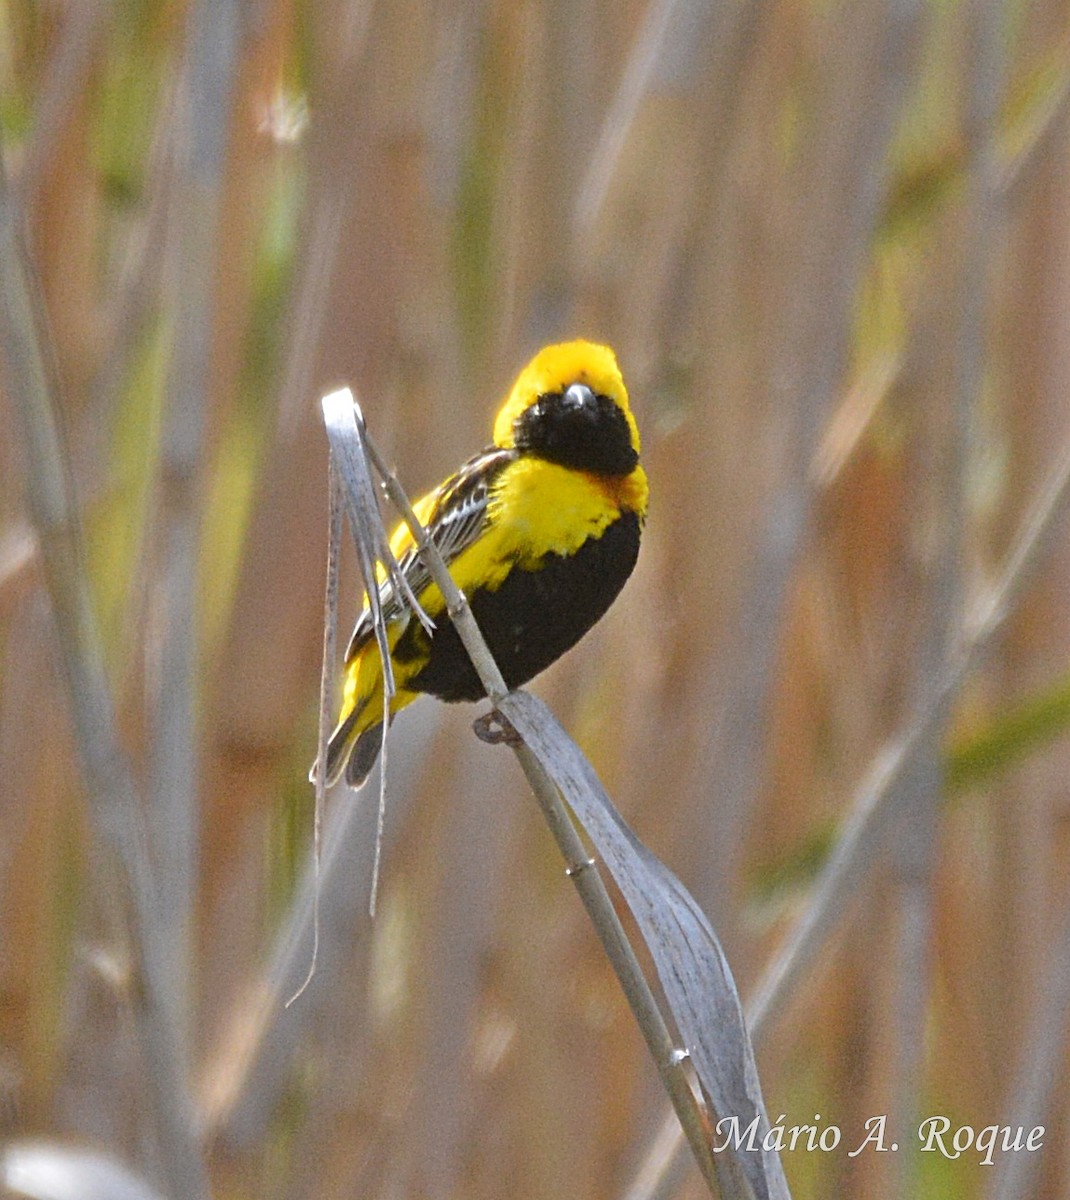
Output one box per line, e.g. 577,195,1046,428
561,383,597,418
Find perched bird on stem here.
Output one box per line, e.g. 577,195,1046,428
321,339,648,788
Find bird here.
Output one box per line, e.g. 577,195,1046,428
318,339,648,788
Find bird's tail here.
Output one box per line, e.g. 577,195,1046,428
342,723,385,788
310,703,384,790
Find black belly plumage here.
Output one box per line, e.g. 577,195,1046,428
395,509,642,702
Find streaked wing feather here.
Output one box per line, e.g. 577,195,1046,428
344,447,515,662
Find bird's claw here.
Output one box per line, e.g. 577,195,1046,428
472,709,523,746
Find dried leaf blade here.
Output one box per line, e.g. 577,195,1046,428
319,388,399,704
496,690,790,1200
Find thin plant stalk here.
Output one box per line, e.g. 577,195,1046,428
347,397,728,1199
624,418,1070,1200
0,161,210,1199
150,0,243,1053
751,419,1070,1044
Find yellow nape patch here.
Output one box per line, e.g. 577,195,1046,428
371,457,623,631
480,457,626,566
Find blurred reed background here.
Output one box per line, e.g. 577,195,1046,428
2,1,1070,1198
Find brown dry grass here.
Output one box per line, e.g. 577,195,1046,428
3,2,1070,1198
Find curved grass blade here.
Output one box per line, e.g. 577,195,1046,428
496,690,790,1200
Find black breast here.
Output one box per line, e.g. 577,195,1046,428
397,510,642,703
